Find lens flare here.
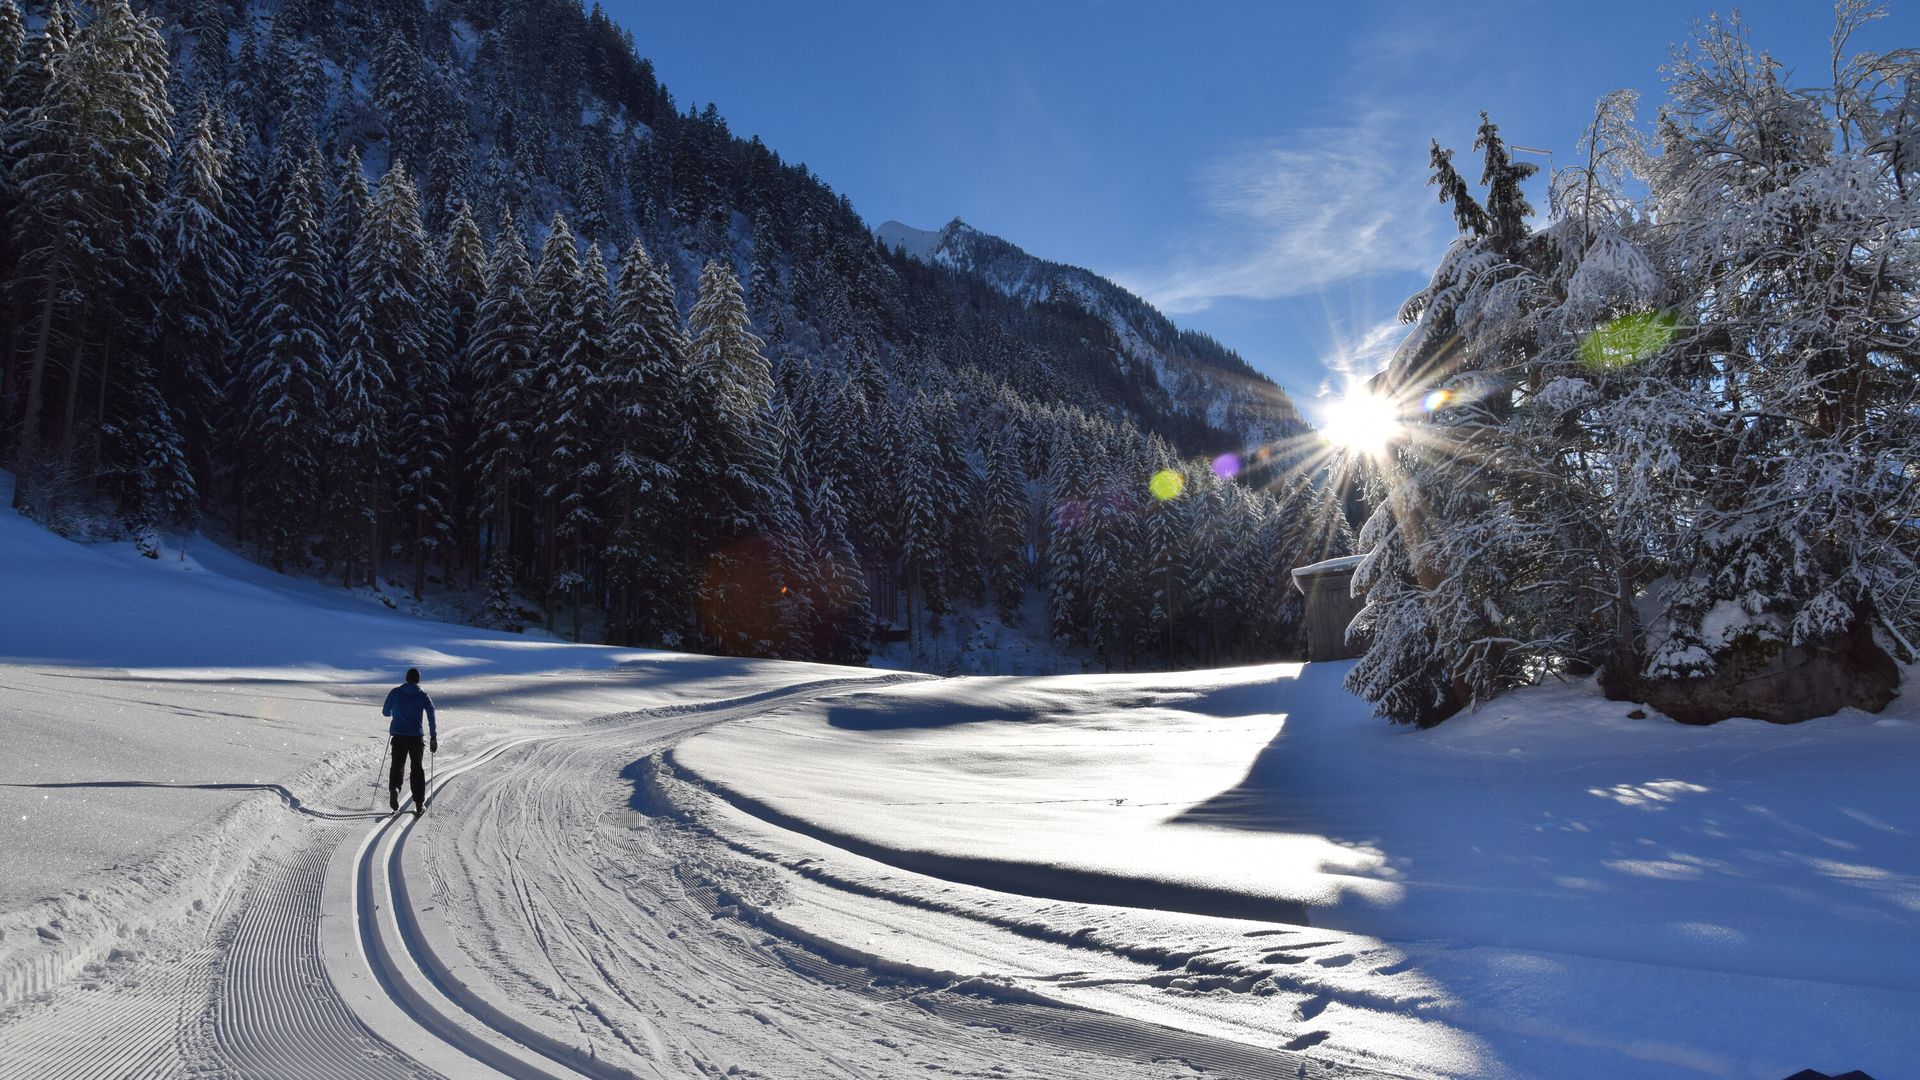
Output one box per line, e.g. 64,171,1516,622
1422,389,1453,412
1317,388,1404,460
1149,469,1185,501
1580,310,1678,371
1212,453,1241,478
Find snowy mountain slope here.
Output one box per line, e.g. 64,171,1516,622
668,663,1920,1079
880,218,1305,448
875,219,944,262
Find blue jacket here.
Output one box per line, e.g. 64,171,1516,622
383,683,437,739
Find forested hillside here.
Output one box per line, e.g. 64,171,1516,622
0,0,1335,668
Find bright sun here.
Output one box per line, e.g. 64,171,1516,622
1318,389,1404,459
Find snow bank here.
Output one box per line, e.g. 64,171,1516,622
671,662,1920,1078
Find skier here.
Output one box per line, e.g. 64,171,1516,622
382,668,438,816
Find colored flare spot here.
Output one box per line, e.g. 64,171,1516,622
1580,310,1678,371
1422,389,1453,412
1212,453,1241,478
1149,469,1185,501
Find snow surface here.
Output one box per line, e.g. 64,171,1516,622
0,478,869,1005
0,476,1278,1080
672,663,1920,1078
876,219,944,262
5,470,1915,1079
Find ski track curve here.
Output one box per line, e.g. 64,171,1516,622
4,671,1366,1079
330,675,950,1080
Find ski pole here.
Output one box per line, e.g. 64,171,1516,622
374,736,390,813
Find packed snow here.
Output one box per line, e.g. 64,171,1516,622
4,467,1915,1079
671,663,1920,1078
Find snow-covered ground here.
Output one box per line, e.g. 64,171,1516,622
0,480,1330,1079
670,663,1920,1078
3,472,1914,1080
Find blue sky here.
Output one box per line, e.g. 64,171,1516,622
603,0,1915,412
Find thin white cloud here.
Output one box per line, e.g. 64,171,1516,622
1118,116,1449,315
1315,318,1410,398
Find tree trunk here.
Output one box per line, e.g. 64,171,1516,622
368,476,381,589
57,335,86,478
13,268,62,508
413,505,427,600
93,337,112,487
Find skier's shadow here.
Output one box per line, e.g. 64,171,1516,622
0,780,386,819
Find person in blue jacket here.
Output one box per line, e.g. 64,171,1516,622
382,668,437,815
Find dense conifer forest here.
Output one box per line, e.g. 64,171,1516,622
0,0,1332,668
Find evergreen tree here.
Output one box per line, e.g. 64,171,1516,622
684,259,780,653
240,161,329,569
440,198,487,577
529,214,601,631
808,474,872,663
7,0,172,511
150,110,239,492
468,211,537,587
327,304,388,588
982,428,1031,625
325,146,370,317
338,161,435,590
1475,112,1537,254
601,237,685,644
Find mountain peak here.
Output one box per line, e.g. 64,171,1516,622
875,220,944,262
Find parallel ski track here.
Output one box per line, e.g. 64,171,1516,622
214,823,431,1079
0,790,401,1080
333,676,906,1080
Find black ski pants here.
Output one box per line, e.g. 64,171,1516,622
389,735,426,810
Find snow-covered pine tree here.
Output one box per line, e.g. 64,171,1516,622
528,214,602,633
374,30,428,173
0,0,24,320
766,399,818,658
327,306,388,588
683,258,780,653
467,211,536,593
1044,422,1089,642
440,198,487,578
7,0,171,512
1344,112,1553,725
981,427,1030,625
1142,455,1191,659
809,474,872,663
895,396,948,645
600,236,684,644
98,357,197,550
239,158,329,570
150,109,239,493
323,145,369,315
347,161,445,597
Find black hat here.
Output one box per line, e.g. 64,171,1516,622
406,668,420,684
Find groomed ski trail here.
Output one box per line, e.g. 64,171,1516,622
4,672,1387,1079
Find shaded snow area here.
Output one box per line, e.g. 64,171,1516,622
667,665,1920,1079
